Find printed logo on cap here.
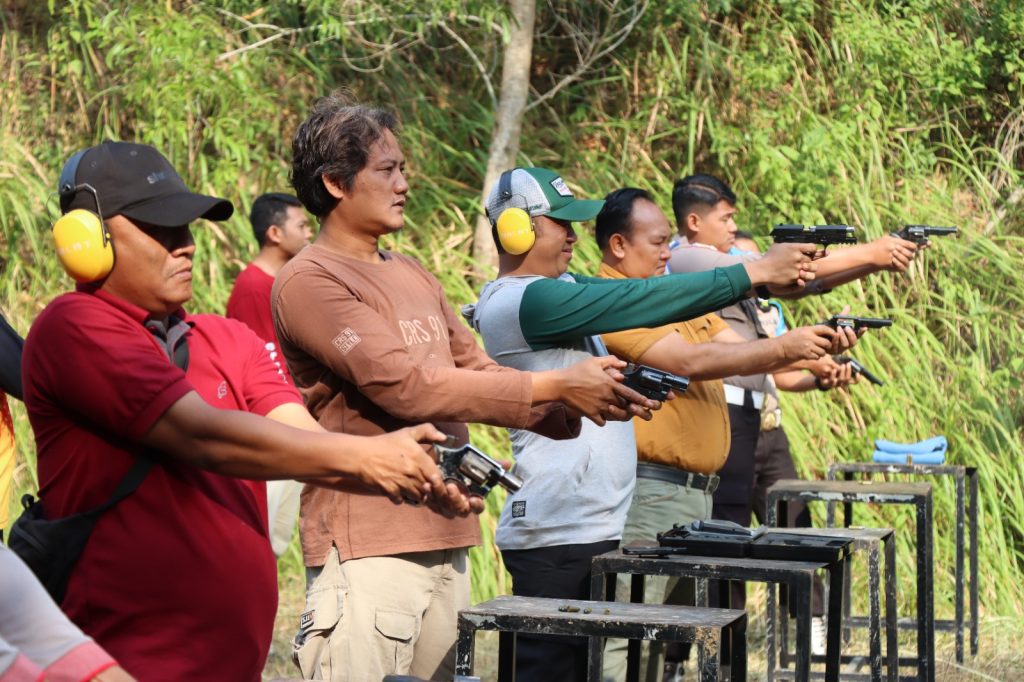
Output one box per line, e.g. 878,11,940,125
549,176,573,197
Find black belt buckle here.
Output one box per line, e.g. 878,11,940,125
700,474,720,494
637,463,719,493
687,472,720,494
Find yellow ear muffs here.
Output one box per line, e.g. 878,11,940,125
490,168,536,255
52,209,114,283
54,148,114,283
496,207,535,255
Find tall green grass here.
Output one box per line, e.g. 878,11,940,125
1,0,1022,629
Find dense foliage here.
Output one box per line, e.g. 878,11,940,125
1,0,1021,638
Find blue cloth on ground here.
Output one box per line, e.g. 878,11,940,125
872,436,947,464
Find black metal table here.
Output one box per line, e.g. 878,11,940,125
590,547,848,682
764,527,898,682
827,462,978,662
454,595,747,682
766,479,934,682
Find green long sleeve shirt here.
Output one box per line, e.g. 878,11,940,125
516,264,752,351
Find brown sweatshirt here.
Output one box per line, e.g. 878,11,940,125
273,245,577,565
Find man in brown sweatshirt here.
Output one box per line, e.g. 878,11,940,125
273,95,659,682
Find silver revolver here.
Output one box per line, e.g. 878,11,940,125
435,438,523,497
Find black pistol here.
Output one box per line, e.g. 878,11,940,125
435,438,522,497
821,315,893,331
892,224,958,245
833,355,884,386
771,224,858,248
622,364,690,401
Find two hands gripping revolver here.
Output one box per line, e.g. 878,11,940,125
434,364,689,498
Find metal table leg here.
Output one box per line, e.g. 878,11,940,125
883,532,899,682
772,499,791,672
697,628,722,682
867,540,882,682
955,469,965,663
626,573,645,682
917,493,936,681
731,614,748,682
794,572,814,682
697,578,711,678
824,558,845,682
969,469,979,657
498,631,516,682
455,621,476,676
587,568,608,677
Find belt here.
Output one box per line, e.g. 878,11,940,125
723,383,765,410
636,463,720,493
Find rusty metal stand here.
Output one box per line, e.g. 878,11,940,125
589,548,847,682
763,527,898,682
454,595,747,682
766,480,934,682
828,463,978,662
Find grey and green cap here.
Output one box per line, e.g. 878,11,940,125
485,167,605,224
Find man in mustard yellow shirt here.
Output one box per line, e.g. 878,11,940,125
595,189,853,681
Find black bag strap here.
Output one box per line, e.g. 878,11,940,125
66,312,189,513
12,314,183,527
21,455,152,519
89,456,153,516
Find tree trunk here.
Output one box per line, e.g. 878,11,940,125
471,0,536,277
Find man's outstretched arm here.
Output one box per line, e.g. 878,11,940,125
143,393,474,512
771,235,918,298
635,324,838,380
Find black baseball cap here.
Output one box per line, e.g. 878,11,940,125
59,141,233,226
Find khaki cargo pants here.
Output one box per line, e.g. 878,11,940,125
293,546,469,681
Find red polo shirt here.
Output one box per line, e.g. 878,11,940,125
22,288,300,682
226,263,276,344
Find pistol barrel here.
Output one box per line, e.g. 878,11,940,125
771,224,857,245
833,355,885,386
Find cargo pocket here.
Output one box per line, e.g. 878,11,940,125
374,609,418,673
293,585,344,679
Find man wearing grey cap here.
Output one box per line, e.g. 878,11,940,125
465,166,822,682
20,141,466,681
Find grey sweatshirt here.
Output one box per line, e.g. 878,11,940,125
466,274,636,550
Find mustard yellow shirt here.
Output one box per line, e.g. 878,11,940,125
597,263,731,474
0,394,15,529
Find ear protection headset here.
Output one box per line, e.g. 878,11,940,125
492,170,536,255
53,149,114,283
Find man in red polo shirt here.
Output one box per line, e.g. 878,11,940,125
22,141,469,682
227,192,313,556
227,192,312,350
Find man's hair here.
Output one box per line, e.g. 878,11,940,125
671,174,737,228
291,93,400,217
594,188,653,250
250,192,303,247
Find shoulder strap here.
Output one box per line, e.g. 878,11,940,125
86,456,153,516
737,298,769,338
